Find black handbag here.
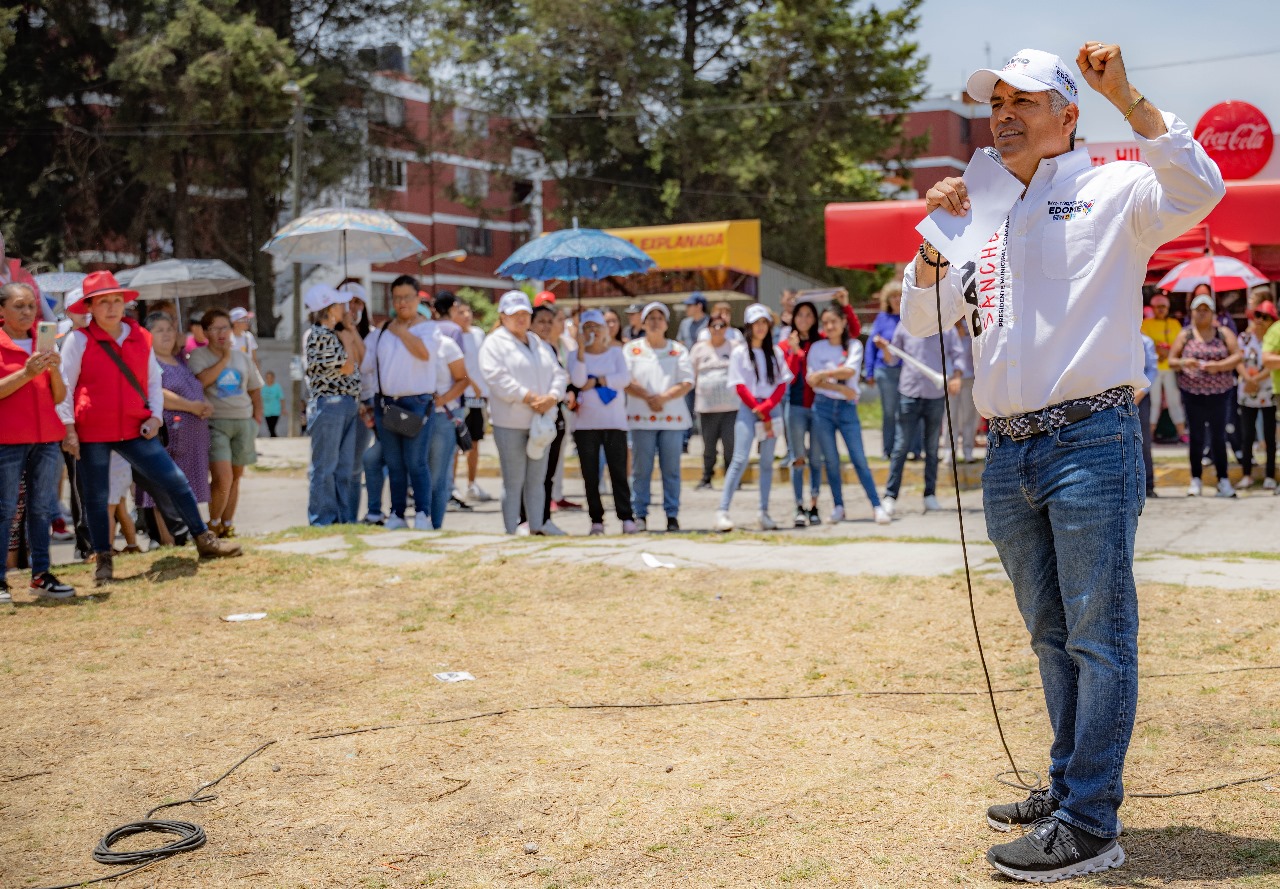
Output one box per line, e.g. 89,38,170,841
374,321,427,438
94,338,169,446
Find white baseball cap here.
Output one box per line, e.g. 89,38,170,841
966,49,1080,105
640,301,670,322
744,303,772,325
303,283,351,314
229,307,254,323
337,281,368,302
1190,292,1216,312
498,290,533,315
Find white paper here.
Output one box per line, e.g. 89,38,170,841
222,612,267,622
915,148,1024,266
434,671,475,682
641,552,676,569
881,342,945,388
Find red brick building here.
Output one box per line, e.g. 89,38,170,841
885,95,995,198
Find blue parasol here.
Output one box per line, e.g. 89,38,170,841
496,228,656,282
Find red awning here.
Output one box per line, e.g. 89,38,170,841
826,179,1280,274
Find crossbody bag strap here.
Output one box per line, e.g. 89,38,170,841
374,320,393,400
95,337,150,413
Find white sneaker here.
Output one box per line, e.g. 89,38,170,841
923,494,943,512
385,515,408,530
881,495,896,517
714,510,734,532
468,482,493,502
413,512,433,530
1215,479,1237,498
1236,475,1254,490
1265,478,1278,491
452,487,467,502
758,511,777,531
829,505,846,524
363,512,384,525
622,519,638,534
537,520,568,536
589,522,605,536
516,522,530,537
634,517,647,532
873,505,891,525
1187,478,1202,497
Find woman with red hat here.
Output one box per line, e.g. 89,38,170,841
59,271,241,585
0,281,75,603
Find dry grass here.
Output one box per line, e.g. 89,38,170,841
1,529,1279,889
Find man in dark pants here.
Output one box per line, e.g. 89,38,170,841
903,42,1223,882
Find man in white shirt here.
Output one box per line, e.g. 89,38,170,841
228,307,260,370
902,43,1224,883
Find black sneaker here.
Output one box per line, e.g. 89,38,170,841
448,496,473,512
793,506,808,528
666,516,680,532
987,817,1124,883
807,505,821,526
987,788,1060,832
31,572,76,599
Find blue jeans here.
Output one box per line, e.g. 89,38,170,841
80,436,209,552
630,428,683,519
374,395,435,521
349,412,373,521
426,408,459,529
983,403,1144,839
720,404,776,512
362,424,387,517
0,442,62,575
875,363,924,459
885,394,945,498
785,403,821,503
812,397,880,510
307,394,358,526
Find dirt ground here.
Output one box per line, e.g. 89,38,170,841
2,528,1279,888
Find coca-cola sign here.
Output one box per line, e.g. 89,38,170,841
1195,101,1273,180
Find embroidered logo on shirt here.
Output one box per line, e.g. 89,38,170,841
1048,200,1095,221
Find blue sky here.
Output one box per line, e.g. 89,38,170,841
914,0,1280,142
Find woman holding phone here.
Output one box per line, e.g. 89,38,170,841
569,309,635,535
59,272,241,585
0,282,75,602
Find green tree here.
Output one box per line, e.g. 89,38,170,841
410,0,926,294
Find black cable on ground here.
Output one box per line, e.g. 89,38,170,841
29,741,274,889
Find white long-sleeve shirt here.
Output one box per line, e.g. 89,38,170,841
478,326,568,429
569,346,631,430
58,323,164,425
901,112,1225,419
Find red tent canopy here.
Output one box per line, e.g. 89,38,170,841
826,179,1280,277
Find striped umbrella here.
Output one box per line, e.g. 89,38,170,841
1155,255,1268,293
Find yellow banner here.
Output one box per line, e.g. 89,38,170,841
604,219,761,276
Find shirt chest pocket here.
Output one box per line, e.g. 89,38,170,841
1039,216,1095,280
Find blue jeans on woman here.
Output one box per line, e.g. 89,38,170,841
812,397,881,510
875,363,924,459
0,442,62,575
630,428,683,520
983,402,1144,840
720,404,776,513
362,413,387,519
374,394,435,521
349,413,373,521
307,394,358,526
80,436,209,552
785,402,821,504
426,408,459,529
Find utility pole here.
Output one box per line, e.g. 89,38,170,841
283,81,304,436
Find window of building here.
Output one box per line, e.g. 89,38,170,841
369,155,406,190
453,106,489,139
453,166,489,201
456,226,492,256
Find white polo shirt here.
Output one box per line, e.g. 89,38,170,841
901,112,1225,419
361,320,439,398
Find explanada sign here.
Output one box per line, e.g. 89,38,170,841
1194,101,1274,180
1085,100,1275,180
622,231,725,252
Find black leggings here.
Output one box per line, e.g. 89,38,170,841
1183,391,1230,481
1240,404,1277,478
699,410,736,483
574,428,633,524
265,415,280,437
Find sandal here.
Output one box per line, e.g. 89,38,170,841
218,523,236,539
115,544,143,555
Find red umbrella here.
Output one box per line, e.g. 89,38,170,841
1155,255,1268,292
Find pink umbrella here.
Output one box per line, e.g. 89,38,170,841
1155,255,1267,292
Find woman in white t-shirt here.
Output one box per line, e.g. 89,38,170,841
688,316,738,489
623,302,693,532
569,309,635,535
714,304,793,532
808,305,890,525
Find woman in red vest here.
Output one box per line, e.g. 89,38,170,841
60,272,241,585
0,282,75,603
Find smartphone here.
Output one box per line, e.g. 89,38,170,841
36,321,58,353
585,330,596,346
